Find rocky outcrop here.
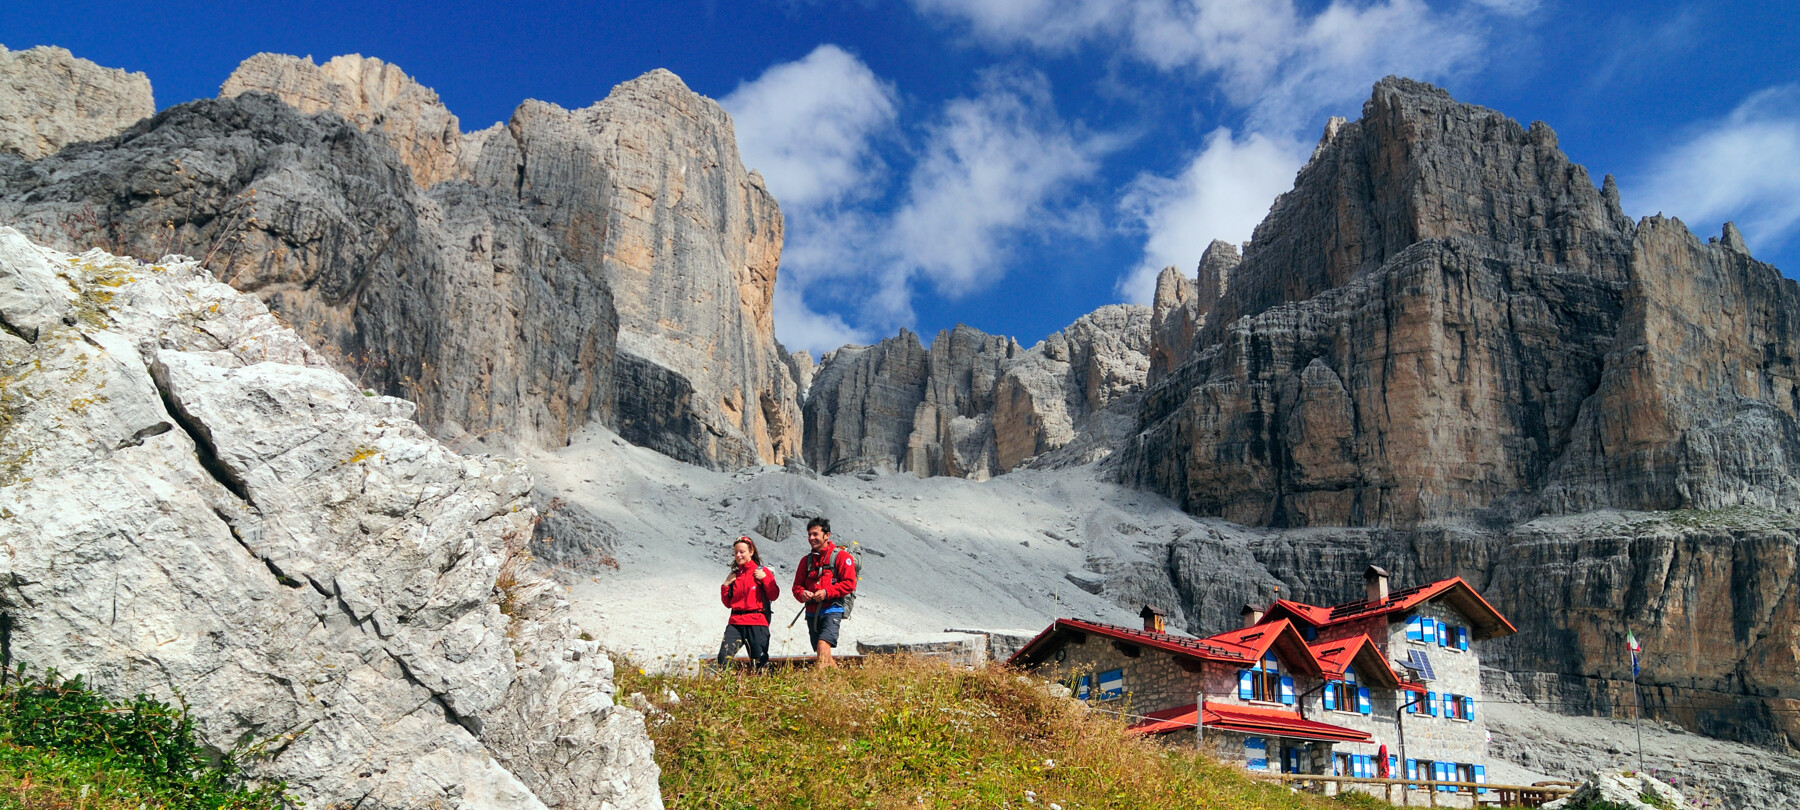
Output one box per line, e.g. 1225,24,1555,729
468,71,801,468
995,305,1151,471
2,52,802,470
803,309,1150,478
0,92,617,453
1543,217,1800,514
1124,77,1800,753
221,53,465,187
1124,77,1649,528
1148,240,1236,384
0,45,152,160
0,231,659,809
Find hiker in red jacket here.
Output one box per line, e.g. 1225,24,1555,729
718,536,779,669
792,517,856,668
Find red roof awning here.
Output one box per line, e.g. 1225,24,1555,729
1128,702,1372,743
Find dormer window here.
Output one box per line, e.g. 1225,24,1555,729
1323,667,1372,714
1238,653,1296,705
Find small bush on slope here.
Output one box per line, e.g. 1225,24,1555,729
0,664,286,810
621,654,1390,810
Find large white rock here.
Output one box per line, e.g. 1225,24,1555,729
0,230,660,810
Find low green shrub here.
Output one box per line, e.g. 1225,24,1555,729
0,663,287,809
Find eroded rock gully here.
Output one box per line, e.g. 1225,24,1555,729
0,230,660,809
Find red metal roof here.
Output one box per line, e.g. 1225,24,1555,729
1127,702,1373,743
1264,577,1518,641
1306,634,1423,691
1007,618,1258,668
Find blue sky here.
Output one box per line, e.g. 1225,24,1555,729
7,1,1798,356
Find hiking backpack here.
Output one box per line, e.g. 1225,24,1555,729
806,548,859,620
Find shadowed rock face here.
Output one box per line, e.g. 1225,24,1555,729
2,53,801,469
1119,76,1800,529
222,53,467,188
802,308,1150,479
468,71,800,469
0,45,153,160
1131,77,1800,753
0,92,617,452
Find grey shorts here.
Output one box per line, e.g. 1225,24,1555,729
806,610,843,649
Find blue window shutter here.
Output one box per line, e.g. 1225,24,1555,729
1389,755,1398,778
1427,691,1439,716
1358,687,1372,714
1405,691,1416,713
1407,617,1422,641
1244,737,1267,771
1077,674,1090,700
1239,669,1254,700
1323,684,1337,710
1406,758,1418,783
1434,619,1446,647
1457,626,1469,651
1280,675,1296,705
1473,764,1487,794
1463,695,1475,720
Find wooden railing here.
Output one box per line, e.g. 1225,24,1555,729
1260,773,1576,808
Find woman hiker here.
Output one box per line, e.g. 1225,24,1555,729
718,536,779,669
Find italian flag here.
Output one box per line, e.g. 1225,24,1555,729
1627,630,1641,677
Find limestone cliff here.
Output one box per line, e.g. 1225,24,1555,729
1,52,802,470
1123,77,1644,527
221,53,466,187
1125,77,1800,753
468,71,800,469
0,45,152,160
0,230,660,809
0,92,617,453
803,307,1149,478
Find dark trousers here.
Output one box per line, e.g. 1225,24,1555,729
717,623,770,668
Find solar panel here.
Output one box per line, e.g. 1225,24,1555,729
1405,649,1437,681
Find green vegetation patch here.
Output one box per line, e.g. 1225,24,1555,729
0,664,287,810
621,654,1391,810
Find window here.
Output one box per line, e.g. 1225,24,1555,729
1244,737,1268,772
1238,653,1295,704
1096,668,1124,700
1443,693,1475,721
1333,753,1351,777
1323,668,1373,714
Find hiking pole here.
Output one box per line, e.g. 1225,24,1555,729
787,606,807,628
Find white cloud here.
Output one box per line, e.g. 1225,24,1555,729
726,51,1110,349
773,283,876,357
722,44,899,209
1633,85,1800,254
723,46,901,354
1116,128,1304,303
915,0,1492,132
884,69,1109,304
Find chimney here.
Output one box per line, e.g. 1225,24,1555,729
1140,605,1167,634
1241,603,1264,627
1365,565,1390,603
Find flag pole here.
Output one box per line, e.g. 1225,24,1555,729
1629,629,1644,775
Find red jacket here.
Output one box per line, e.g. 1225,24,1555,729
792,542,857,615
721,562,780,626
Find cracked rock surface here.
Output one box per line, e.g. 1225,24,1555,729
0,229,660,810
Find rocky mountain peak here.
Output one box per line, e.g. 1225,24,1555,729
0,45,153,159
222,52,466,187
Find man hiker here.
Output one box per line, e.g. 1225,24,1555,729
792,517,856,668
718,536,779,669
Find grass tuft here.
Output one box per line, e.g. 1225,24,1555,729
621,654,1390,810
0,664,288,809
